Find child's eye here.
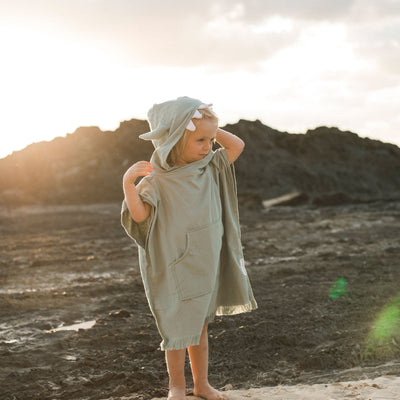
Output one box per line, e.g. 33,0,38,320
197,138,215,143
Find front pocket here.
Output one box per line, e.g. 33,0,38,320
170,220,223,301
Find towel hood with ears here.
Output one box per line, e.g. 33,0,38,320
139,96,212,170
122,96,258,350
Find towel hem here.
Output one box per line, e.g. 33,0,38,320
216,300,258,316
160,333,202,351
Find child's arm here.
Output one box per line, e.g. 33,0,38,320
215,128,245,164
123,161,153,223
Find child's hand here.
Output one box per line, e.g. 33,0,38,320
123,161,153,184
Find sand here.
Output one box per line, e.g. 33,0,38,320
152,376,400,400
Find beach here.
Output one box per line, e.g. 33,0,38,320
1,201,399,399
152,375,400,400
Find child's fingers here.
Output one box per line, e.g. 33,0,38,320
125,162,152,180
133,162,152,168
134,161,152,169
133,164,153,176
135,166,152,172
136,168,152,174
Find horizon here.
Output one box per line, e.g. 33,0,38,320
2,116,399,161
1,1,399,158
4,115,400,160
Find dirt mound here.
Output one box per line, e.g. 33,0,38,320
1,119,400,208
229,120,400,205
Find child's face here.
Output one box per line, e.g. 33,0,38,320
177,119,217,165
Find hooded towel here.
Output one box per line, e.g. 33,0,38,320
121,96,257,350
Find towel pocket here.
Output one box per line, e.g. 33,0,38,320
170,220,223,301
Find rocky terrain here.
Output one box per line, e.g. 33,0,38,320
0,201,399,399
1,119,400,209
1,119,400,399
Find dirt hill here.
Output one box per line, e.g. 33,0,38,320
1,119,399,208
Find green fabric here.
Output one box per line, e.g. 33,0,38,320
139,96,203,170
121,96,257,350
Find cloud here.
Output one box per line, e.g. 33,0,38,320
346,16,400,76
1,0,399,73
0,1,307,70
2,1,400,78
65,1,301,70
349,0,400,20
216,0,357,22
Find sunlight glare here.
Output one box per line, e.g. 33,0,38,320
0,24,147,158
0,20,213,158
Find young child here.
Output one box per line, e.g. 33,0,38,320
121,96,257,400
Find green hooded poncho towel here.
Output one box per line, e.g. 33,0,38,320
121,96,258,350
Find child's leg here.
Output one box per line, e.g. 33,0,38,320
165,348,187,400
188,323,227,400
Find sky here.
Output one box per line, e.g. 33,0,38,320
0,0,400,159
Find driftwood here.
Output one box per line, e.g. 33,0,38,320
262,191,307,208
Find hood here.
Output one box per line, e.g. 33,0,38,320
139,96,211,170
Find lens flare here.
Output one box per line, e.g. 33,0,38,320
369,297,400,341
329,278,347,300
365,294,400,357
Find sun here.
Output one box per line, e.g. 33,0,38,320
0,22,203,159
0,23,131,158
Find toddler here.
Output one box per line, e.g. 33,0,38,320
121,96,257,400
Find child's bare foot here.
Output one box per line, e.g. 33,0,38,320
193,382,227,400
168,386,187,400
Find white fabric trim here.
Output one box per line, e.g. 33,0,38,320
186,120,196,131
198,103,213,109
193,110,202,119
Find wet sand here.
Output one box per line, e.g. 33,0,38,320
1,201,400,399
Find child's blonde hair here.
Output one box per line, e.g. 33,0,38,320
167,107,219,166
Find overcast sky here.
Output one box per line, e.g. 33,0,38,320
0,0,399,158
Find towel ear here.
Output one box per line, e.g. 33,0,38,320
139,123,169,141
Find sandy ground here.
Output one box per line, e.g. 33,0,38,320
1,201,400,400
152,375,400,400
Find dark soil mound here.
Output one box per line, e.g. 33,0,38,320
1,119,400,207
229,120,400,205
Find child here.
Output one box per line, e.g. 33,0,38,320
121,96,257,400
